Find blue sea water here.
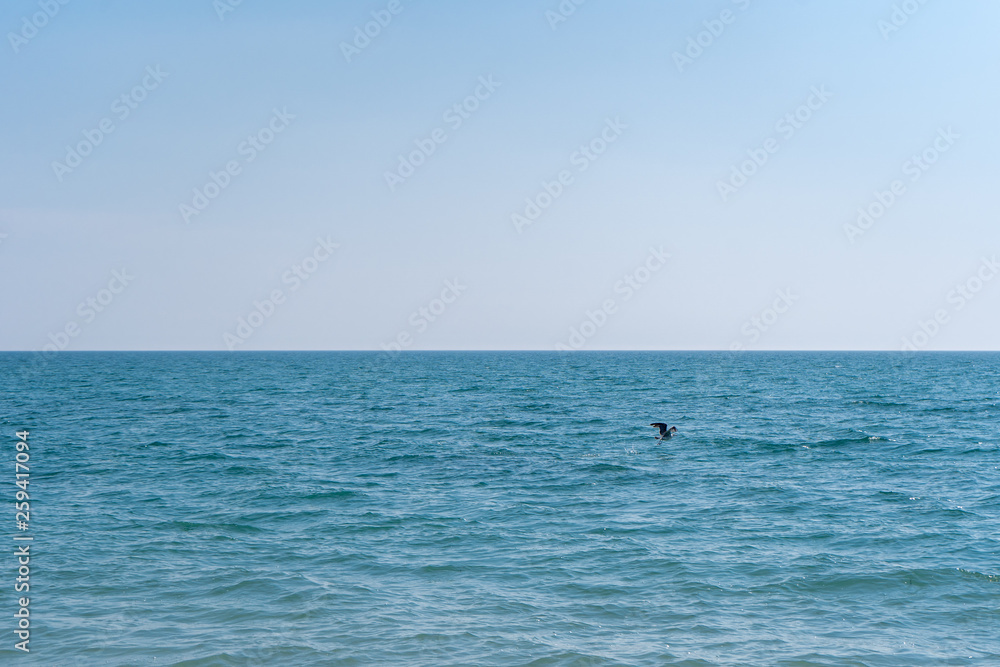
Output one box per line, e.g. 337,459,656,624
1,351,999,666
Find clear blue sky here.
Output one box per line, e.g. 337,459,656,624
2,0,999,351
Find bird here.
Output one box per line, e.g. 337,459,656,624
650,423,677,442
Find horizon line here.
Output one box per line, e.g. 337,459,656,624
3,349,1000,354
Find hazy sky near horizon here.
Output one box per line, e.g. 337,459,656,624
2,0,999,351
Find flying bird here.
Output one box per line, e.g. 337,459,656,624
650,423,677,442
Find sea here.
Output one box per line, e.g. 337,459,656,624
1,351,998,666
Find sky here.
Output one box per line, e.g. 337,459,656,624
2,0,999,351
